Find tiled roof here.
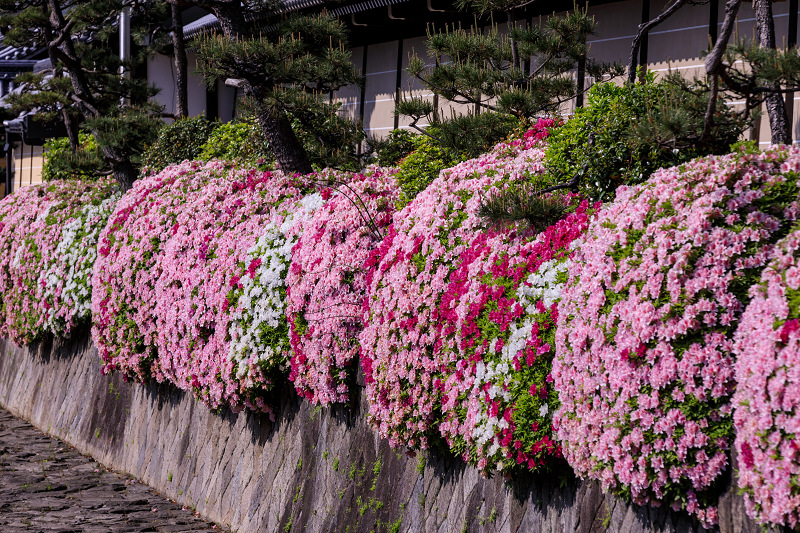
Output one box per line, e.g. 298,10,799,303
183,0,409,38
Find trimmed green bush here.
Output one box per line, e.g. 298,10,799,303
42,133,103,181
199,120,272,166
370,129,415,167
545,73,746,200
395,132,458,205
141,116,218,174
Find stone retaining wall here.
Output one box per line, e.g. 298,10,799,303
0,334,772,533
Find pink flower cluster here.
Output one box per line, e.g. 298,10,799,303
92,160,320,413
359,119,556,449
93,161,221,380
733,228,800,528
151,168,313,413
0,178,118,344
436,199,594,474
553,146,800,526
286,168,399,405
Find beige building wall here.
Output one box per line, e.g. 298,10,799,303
347,2,800,145
10,142,45,189
148,52,208,119
363,40,402,136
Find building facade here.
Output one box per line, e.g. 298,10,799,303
144,0,800,146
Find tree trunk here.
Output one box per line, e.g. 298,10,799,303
754,0,791,144
106,150,138,192
214,9,247,40
255,102,313,175
45,0,144,191
506,10,520,71
61,109,80,151
46,0,97,116
171,3,189,118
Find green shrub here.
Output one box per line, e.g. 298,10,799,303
545,72,746,201
141,116,218,174
198,120,272,166
395,131,458,205
42,133,103,181
370,129,416,167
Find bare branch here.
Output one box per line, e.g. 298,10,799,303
628,0,687,84
702,0,742,142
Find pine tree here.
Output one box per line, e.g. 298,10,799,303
0,0,166,190
195,12,363,174
396,5,622,154
646,0,800,145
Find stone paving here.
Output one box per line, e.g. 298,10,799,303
0,407,226,532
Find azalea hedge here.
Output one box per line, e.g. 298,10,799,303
0,178,119,344
1,132,800,529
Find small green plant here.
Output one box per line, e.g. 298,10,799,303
370,459,382,491
284,515,293,532
323,450,329,460
333,458,340,471
296,458,303,471
348,461,358,480
369,129,415,167
416,455,426,476
108,382,120,400
387,516,402,533
478,184,571,231
167,472,173,482
357,496,369,516
601,503,612,528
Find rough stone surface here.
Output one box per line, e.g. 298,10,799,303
0,406,224,532
0,333,780,533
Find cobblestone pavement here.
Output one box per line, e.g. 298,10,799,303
0,407,227,532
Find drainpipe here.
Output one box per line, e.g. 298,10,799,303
4,134,14,197
119,5,131,106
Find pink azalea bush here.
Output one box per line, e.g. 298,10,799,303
553,146,800,526
436,199,594,474
286,168,399,405
0,178,118,344
733,228,800,528
360,120,556,450
92,160,221,380
152,169,320,413
93,159,327,413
